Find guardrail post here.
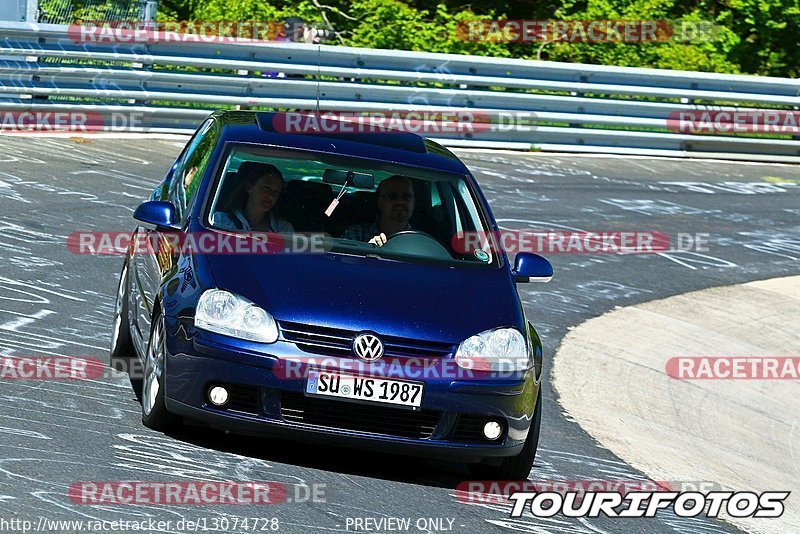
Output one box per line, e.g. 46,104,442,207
27,0,39,23
143,1,158,22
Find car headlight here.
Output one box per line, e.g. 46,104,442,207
195,289,278,343
455,327,529,372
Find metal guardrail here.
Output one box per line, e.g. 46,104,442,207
1,21,799,162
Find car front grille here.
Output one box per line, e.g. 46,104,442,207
280,392,440,439
278,320,455,359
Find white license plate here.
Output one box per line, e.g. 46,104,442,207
305,371,424,408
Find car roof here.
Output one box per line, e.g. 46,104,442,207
210,111,471,175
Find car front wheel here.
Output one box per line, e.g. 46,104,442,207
109,259,135,371
141,310,176,430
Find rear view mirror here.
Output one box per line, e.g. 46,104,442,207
323,169,374,189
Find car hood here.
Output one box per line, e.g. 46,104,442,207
203,252,522,344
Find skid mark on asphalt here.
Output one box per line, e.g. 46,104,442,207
738,231,800,261
659,181,799,194
0,309,56,331
0,426,51,440
654,251,739,271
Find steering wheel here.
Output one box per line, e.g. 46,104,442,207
380,230,452,260
387,230,436,241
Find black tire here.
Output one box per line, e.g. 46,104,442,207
140,309,176,430
468,386,542,480
109,259,135,372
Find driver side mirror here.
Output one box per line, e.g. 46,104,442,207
133,201,180,230
512,253,553,283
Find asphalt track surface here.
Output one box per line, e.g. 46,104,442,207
0,136,798,534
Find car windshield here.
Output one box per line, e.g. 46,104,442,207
205,144,495,267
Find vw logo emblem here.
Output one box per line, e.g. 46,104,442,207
353,333,384,361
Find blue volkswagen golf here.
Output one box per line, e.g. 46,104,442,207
110,111,553,479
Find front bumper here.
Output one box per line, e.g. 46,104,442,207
164,318,540,461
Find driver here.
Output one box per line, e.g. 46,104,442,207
342,175,414,247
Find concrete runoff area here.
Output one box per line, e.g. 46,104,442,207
553,276,800,533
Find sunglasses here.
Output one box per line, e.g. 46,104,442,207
380,192,415,201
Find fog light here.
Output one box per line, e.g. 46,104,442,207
483,421,503,440
208,386,229,406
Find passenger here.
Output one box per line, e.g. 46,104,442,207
213,162,294,233
343,175,414,247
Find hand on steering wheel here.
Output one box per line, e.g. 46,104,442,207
369,230,434,247
368,233,388,247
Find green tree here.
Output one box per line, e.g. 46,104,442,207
545,0,741,72
726,0,800,76
43,0,800,76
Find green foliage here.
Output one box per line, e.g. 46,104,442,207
186,0,511,56
545,1,742,73
42,0,800,76
546,0,800,75
39,0,143,23
726,0,800,76
189,0,287,22
344,1,511,55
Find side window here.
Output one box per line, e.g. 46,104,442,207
169,119,218,221
457,180,482,232
154,126,204,202
440,182,463,232
430,182,441,207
